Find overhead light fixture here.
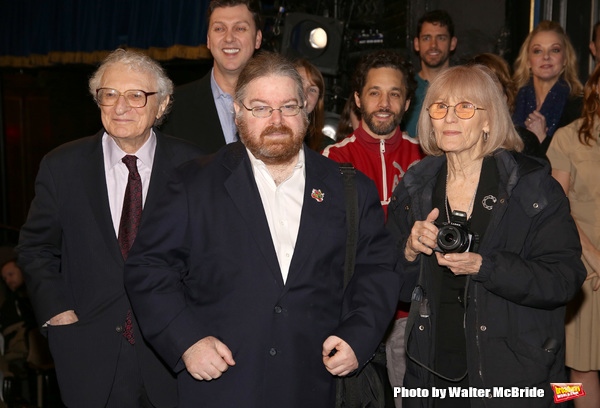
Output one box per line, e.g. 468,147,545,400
281,12,344,75
309,28,327,49
323,111,341,141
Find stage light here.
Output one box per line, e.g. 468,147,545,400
323,111,341,141
281,12,344,75
309,28,327,49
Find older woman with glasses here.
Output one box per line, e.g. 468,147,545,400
387,65,585,408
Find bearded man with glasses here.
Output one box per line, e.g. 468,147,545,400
17,48,203,407
123,51,400,408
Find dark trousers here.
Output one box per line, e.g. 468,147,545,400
105,336,154,408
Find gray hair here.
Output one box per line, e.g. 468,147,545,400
418,64,523,157
234,51,306,122
88,48,173,125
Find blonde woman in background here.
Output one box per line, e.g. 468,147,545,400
512,20,583,153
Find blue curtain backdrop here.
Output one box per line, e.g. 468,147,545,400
0,0,211,67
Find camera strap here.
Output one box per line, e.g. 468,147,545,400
404,251,469,383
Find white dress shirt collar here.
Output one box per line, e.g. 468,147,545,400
246,147,306,284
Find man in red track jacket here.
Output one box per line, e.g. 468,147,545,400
323,50,424,408
323,50,424,217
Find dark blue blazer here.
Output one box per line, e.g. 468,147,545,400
17,129,204,408
160,72,227,153
124,142,400,408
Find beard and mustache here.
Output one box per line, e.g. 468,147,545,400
238,119,307,165
361,107,404,136
421,48,450,69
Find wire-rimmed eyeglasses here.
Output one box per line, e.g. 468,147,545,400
96,88,157,108
241,103,303,118
427,102,486,120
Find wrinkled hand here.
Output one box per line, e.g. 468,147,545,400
322,336,358,376
525,110,547,143
48,310,79,326
182,336,235,381
436,251,483,275
405,208,439,262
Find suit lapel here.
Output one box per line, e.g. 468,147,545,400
284,149,332,289
223,144,284,287
82,131,124,265
143,132,173,218
199,74,227,152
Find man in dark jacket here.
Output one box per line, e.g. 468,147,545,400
124,51,399,408
17,49,203,407
160,0,262,152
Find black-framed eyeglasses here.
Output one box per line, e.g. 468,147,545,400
427,102,486,120
96,88,158,108
241,103,302,118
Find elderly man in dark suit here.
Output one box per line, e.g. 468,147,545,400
124,51,400,408
161,0,262,153
17,49,203,408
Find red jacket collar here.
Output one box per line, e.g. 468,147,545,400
353,122,403,153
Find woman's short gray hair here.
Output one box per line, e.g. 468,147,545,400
418,65,523,157
88,48,174,125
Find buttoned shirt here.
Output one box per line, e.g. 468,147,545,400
211,69,238,144
247,147,305,283
103,131,156,236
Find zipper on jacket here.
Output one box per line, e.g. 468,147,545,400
473,282,486,389
380,139,387,202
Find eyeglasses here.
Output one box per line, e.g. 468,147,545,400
427,102,486,120
96,88,157,108
241,103,302,118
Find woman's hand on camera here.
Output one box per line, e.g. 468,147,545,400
405,208,439,262
436,252,483,275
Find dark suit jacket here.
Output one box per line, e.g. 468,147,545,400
17,129,203,408
160,72,227,153
124,142,400,408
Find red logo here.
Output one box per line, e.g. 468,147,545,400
550,383,585,403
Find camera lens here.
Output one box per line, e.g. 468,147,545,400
437,225,469,253
442,233,455,243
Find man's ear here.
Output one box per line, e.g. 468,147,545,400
156,96,170,119
233,102,241,125
404,98,411,113
450,36,457,52
413,37,420,52
255,30,263,49
354,91,361,109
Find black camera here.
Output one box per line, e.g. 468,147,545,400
436,210,479,253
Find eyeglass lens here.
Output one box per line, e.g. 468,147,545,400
428,103,477,119
97,88,151,108
247,105,301,118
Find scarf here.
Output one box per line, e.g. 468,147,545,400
512,78,571,138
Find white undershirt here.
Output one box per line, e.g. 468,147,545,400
102,131,156,237
247,148,305,283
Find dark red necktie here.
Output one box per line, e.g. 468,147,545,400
118,155,141,345
118,155,142,260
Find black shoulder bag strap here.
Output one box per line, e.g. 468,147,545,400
336,163,358,408
339,163,359,288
